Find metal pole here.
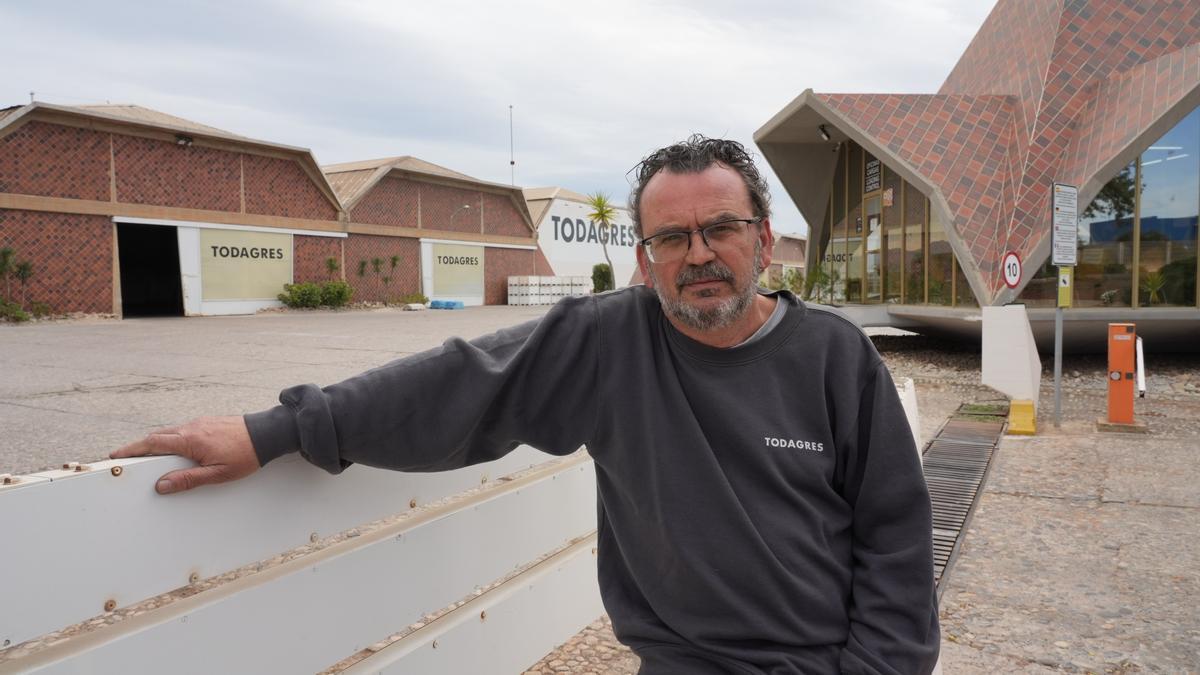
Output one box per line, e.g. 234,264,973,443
508,105,515,186
1054,305,1063,428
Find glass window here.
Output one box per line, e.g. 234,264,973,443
928,207,954,305
1137,106,1199,307
846,144,864,303
1019,257,1057,307
864,195,883,303
822,144,849,304
903,181,926,303
1077,162,1136,307
954,257,977,307
883,166,903,303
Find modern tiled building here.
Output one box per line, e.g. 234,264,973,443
0,103,541,316
756,0,1200,350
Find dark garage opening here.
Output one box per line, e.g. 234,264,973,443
117,223,184,317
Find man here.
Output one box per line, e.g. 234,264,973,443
113,136,939,674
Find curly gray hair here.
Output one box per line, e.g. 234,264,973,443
628,134,772,238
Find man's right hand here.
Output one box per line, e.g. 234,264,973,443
110,416,259,494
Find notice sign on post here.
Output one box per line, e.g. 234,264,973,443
1052,183,1078,266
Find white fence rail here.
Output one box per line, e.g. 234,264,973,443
0,449,600,674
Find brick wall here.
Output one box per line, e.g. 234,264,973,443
420,182,483,233
481,192,530,237
344,234,420,303
484,247,537,305
114,135,241,211
294,235,343,284
244,155,338,221
350,176,419,228
0,209,112,313
0,121,109,200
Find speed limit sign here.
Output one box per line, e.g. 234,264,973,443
1002,251,1022,288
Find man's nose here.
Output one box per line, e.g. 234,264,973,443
683,229,716,265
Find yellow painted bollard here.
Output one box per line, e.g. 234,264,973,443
1008,399,1036,435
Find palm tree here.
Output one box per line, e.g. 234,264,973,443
14,260,32,308
586,192,617,289
0,247,13,302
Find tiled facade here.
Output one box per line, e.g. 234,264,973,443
244,155,338,221
114,135,241,211
0,210,112,313
481,192,529,238
484,247,537,305
293,235,344,285
343,234,421,303
765,0,1200,303
351,176,420,228
0,121,110,201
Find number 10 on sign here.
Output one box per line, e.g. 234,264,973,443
1002,251,1022,289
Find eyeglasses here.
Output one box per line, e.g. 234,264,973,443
639,217,762,263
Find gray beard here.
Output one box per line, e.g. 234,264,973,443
650,241,763,332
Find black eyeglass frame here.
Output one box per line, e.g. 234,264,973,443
638,216,764,263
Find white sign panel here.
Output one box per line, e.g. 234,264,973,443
536,198,637,285
1002,251,1022,289
1052,183,1078,266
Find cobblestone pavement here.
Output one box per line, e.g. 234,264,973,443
529,335,1200,674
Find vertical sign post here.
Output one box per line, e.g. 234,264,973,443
1052,183,1079,429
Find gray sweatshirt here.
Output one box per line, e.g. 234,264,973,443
246,287,940,674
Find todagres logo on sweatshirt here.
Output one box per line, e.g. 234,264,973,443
764,436,824,452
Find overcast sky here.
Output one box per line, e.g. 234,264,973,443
1,0,996,235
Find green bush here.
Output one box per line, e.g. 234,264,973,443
0,299,30,323
278,282,322,308
592,263,614,293
320,281,353,307
30,301,52,318
396,292,429,305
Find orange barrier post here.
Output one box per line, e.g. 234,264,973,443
1106,323,1136,425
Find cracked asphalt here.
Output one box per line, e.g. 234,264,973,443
3,311,1197,673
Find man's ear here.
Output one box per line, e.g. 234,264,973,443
757,217,776,270
636,245,655,289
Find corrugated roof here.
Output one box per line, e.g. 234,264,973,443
71,104,241,138
522,186,594,204
324,169,379,205
325,156,525,211
324,156,478,182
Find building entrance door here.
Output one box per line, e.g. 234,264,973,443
117,223,184,317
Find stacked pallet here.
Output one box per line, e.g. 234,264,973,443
507,276,593,306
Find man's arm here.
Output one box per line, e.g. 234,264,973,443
112,296,602,493
837,361,940,675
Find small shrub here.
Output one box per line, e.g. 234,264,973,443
0,299,30,323
319,281,353,307
592,263,614,293
396,292,429,305
278,282,322,308
30,301,52,318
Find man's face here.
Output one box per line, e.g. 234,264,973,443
636,164,774,332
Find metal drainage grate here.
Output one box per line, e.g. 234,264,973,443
923,416,1004,595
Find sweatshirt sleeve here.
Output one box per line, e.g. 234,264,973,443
243,296,601,474
838,361,941,675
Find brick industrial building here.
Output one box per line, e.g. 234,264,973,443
756,0,1200,350
0,103,540,316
